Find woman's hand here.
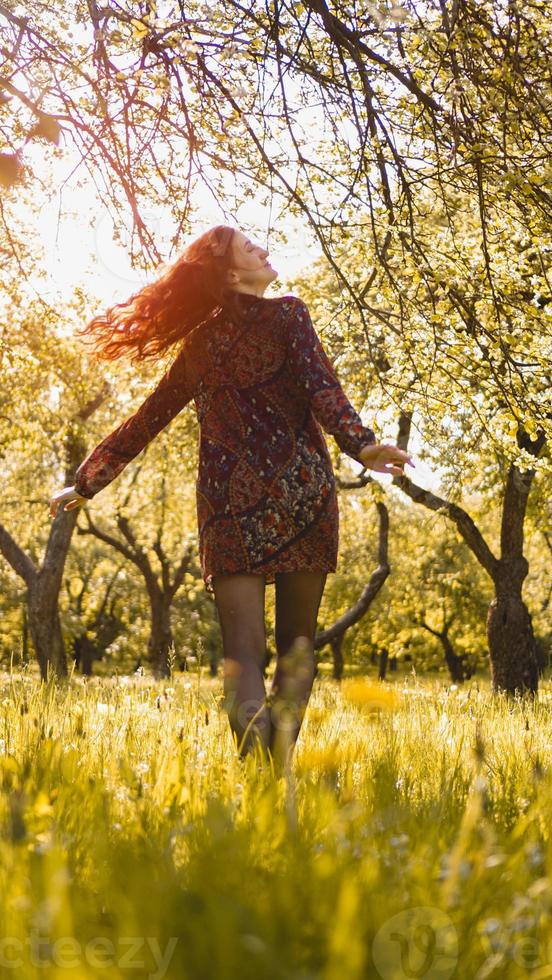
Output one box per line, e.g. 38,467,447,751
358,443,415,477
49,486,88,519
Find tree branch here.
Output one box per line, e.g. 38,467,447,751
315,499,390,648
0,523,37,586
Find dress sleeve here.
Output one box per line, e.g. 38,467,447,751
284,297,377,464
73,346,194,499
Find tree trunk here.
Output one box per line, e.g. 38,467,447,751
27,581,68,680
486,460,541,696
148,593,174,678
1,515,77,680
378,647,389,680
487,558,539,695
441,633,467,683
331,634,344,680
21,604,29,664
74,636,96,676
81,641,96,676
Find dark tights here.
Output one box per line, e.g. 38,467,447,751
212,570,327,767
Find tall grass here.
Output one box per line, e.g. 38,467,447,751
0,667,551,978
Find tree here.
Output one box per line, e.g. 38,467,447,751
395,411,543,694
318,473,493,680
315,498,391,680
76,485,195,678
0,388,127,678
66,557,127,675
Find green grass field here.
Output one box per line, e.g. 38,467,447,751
0,667,550,979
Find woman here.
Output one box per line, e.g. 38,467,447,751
49,225,413,766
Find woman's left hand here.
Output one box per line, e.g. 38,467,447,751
49,486,88,518
358,443,415,476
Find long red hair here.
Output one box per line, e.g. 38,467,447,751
77,225,251,362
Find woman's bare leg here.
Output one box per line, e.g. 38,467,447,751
212,572,270,759
269,570,327,767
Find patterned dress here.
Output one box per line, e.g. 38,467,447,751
73,294,376,594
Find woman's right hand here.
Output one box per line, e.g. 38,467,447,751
358,443,415,477
49,486,88,519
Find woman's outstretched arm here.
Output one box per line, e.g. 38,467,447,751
73,346,194,500
284,297,377,463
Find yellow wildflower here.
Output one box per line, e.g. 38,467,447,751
342,679,399,713
297,744,344,773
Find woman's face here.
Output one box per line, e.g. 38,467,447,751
227,230,278,295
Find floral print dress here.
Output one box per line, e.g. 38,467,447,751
73,294,376,594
